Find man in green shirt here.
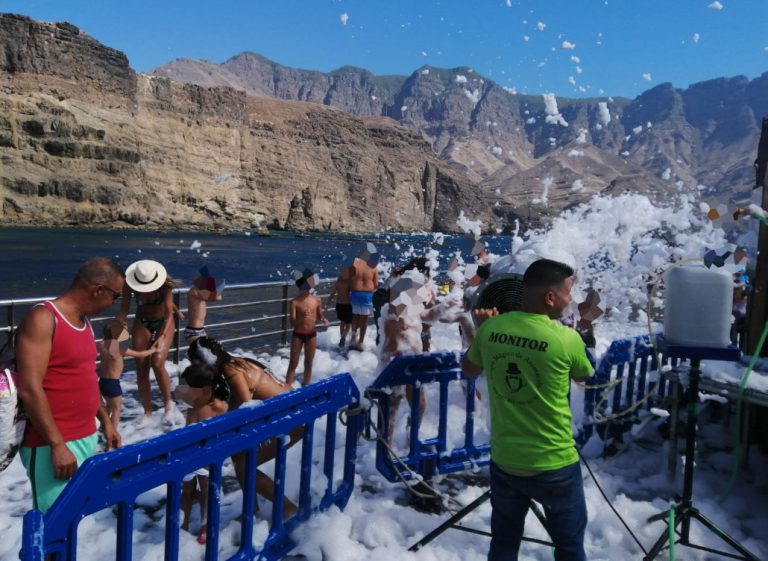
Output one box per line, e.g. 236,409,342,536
463,258,593,561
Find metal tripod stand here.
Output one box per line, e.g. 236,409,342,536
644,347,760,561
408,489,553,552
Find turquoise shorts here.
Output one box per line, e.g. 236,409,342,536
20,432,98,513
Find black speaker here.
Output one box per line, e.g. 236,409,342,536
471,273,524,314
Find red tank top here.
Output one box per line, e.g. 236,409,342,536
23,301,100,447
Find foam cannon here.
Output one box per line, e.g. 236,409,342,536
470,256,525,315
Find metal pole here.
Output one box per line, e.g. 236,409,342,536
281,283,289,346
173,291,181,364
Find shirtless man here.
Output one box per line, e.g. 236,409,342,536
349,245,379,351
327,264,354,348
185,268,223,344
285,273,329,386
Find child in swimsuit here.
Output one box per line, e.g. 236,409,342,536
285,271,329,386
176,363,228,545
97,320,158,428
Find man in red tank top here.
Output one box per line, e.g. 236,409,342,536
16,258,124,512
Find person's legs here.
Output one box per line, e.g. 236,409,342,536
285,335,304,385
387,391,404,446
180,477,195,531
131,322,153,417
357,314,369,347
152,323,174,413
488,462,530,561
197,474,209,544
525,462,587,561
108,395,123,427
339,321,350,346
302,335,317,386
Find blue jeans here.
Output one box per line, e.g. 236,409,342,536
489,460,587,561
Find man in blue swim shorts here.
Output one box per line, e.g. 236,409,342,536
349,244,379,351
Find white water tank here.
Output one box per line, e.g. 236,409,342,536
663,264,733,348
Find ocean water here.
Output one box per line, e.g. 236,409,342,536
0,227,512,300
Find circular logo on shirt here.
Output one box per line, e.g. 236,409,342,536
489,351,541,405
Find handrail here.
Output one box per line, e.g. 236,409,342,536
21,373,362,561
0,278,339,356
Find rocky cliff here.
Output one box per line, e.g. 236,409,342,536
0,13,489,233
156,53,768,216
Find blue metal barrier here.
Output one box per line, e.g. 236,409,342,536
367,352,490,483
578,333,679,445
21,373,362,561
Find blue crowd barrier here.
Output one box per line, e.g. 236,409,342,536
578,333,679,445
21,373,362,561
366,352,490,483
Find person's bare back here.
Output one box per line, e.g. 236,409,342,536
351,259,378,293
332,266,354,305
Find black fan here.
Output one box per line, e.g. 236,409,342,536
471,273,524,314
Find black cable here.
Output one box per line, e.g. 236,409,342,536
578,449,649,555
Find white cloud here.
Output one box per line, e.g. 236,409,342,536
572,179,585,192
570,55,581,63
642,73,652,81
421,51,428,56
692,33,701,43
536,22,546,31
420,68,430,75
506,0,512,6
568,76,577,86
568,149,584,157
708,1,723,10
576,128,588,143
490,146,503,156
523,35,530,42
633,125,643,135
576,66,583,74
562,41,576,50
542,93,568,127
455,75,468,83
339,12,349,25
661,168,672,180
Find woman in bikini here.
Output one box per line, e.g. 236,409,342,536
185,336,301,515
117,259,179,424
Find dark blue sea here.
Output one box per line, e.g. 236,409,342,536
0,228,513,300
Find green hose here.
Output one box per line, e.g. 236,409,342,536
718,320,768,503
668,505,676,561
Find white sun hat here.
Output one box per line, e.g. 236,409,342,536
125,260,167,293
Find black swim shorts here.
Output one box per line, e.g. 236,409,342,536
335,303,353,324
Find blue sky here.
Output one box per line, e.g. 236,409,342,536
1,0,766,99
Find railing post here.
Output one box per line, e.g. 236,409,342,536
21,509,44,561
281,283,290,346
173,291,181,364
6,302,14,347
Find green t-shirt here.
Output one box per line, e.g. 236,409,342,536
466,311,593,471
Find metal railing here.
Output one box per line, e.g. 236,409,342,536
21,373,362,561
0,279,339,360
